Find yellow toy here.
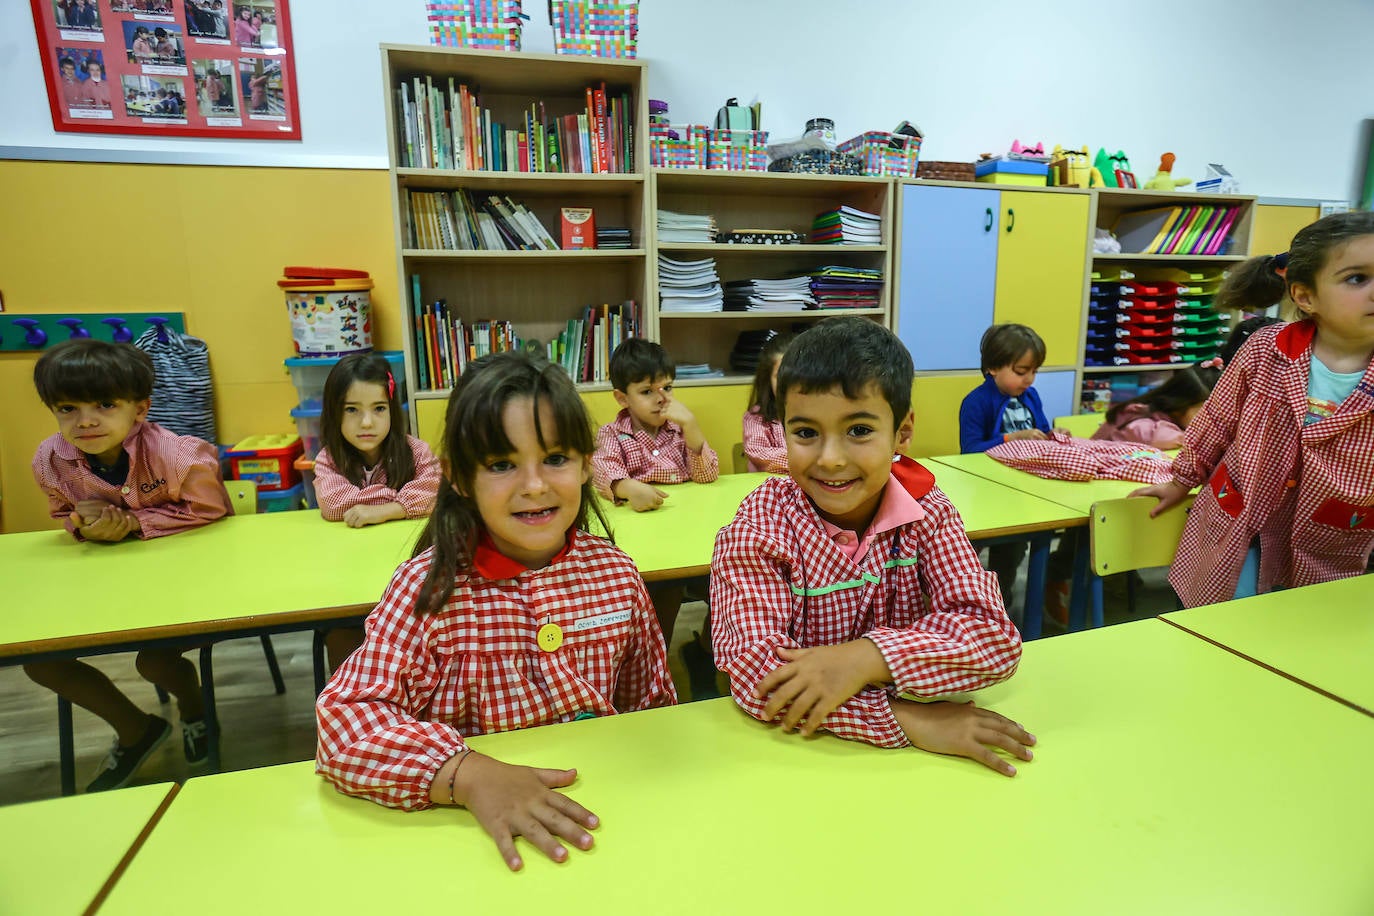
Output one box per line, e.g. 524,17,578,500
1048,145,1106,188
1143,152,1192,190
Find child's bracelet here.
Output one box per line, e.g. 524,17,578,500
446,749,474,806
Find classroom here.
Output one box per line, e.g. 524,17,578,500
2,1,1373,911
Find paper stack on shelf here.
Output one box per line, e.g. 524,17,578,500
658,255,723,313
811,205,881,245
596,226,633,249
809,265,883,309
723,276,816,312
657,210,717,243
676,362,725,379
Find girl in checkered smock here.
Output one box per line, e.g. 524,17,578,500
1134,211,1374,606
317,351,676,871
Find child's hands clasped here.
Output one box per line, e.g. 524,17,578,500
342,502,404,528
890,698,1035,777
450,752,600,872
615,478,669,512
71,504,139,541
754,639,890,736
1129,479,1190,518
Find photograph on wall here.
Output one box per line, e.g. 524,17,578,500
193,59,238,123
54,47,114,118
31,0,299,140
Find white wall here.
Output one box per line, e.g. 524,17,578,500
2,0,1368,200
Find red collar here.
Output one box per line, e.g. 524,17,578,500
1275,319,1316,359
472,530,576,579
890,454,936,500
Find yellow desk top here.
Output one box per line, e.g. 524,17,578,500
0,782,172,914
929,452,1148,515
0,511,423,657
1165,575,1374,717
100,620,1374,914
925,461,1084,537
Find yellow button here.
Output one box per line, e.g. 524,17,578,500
537,623,564,652
121,486,131,495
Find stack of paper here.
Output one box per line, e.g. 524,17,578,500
659,255,723,312
811,206,881,245
677,363,725,379
723,275,816,312
657,210,717,244
810,265,883,309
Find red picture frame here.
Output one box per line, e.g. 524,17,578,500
31,0,301,141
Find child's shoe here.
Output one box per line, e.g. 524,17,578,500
87,715,171,793
680,633,720,701
1044,580,1070,627
181,717,209,765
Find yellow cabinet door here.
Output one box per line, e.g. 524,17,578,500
992,191,1089,368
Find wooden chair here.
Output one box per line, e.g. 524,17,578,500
731,442,748,475
1053,413,1105,439
1085,495,1194,625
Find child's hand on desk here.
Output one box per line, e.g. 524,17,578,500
614,479,669,512
342,502,404,528
755,639,890,736
75,498,112,526
451,752,599,872
890,698,1035,777
1004,429,1047,442
1129,480,1189,518
76,505,139,542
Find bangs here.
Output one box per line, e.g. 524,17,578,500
34,341,153,407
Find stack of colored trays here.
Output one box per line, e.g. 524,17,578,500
1085,280,1231,367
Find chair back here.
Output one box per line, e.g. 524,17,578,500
1089,495,1194,576
1054,413,1106,438
226,479,258,515
730,442,748,475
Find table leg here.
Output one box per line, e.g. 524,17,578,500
1022,533,1050,641
199,646,221,772
59,696,75,796
1068,538,1091,632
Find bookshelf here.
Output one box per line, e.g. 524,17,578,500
380,43,651,411
1075,187,1257,412
650,169,895,385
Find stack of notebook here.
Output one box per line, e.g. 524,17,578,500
658,255,723,313
657,210,717,244
811,206,881,245
723,276,816,312
596,226,633,249
809,265,883,309
1113,204,1243,255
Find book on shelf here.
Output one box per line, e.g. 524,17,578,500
406,189,561,250
547,300,641,383
395,77,634,174
1112,204,1243,255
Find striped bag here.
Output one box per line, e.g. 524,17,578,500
134,324,217,445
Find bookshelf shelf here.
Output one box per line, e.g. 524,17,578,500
657,243,888,254
658,308,886,320
397,169,645,193
402,248,646,262
1092,254,1249,264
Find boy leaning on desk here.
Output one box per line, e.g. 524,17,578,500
27,339,231,792
710,318,1037,775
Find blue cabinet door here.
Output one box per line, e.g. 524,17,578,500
1033,370,1077,421
896,185,1000,370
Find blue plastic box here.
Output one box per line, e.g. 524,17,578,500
258,482,305,513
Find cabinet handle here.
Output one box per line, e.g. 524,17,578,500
984,207,993,232
1006,208,1016,232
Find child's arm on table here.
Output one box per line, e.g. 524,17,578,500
662,398,718,482
125,455,229,537
591,425,668,511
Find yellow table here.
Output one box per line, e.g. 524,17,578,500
1164,575,1374,717
99,620,1374,914
0,782,172,914
927,451,1149,515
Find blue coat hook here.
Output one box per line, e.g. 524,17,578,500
102,317,134,343
57,318,91,339
13,319,47,348
146,316,171,343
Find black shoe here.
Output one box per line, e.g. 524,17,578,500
87,715,171,793
680,634,720,701
181,717,209,765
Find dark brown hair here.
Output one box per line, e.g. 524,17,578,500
609,337,674,392
979,323,1046,374
33,339,154,407
1106,365,1221,426
777,317,912,423
1217,210,1374,315
412,351,609,614
319,353,414,489
1217,316,1282,365
746,332,794,423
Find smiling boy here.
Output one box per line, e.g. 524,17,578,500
710,318,1032,775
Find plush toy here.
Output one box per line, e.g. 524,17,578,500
1093,148,1135,188
1049,145,1106,188
1143,152,1192,190
1009,139,1049,161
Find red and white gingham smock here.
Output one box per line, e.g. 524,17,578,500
1168,321,1374,607
314,435,441,521
710,458,1022,748
986,432,1174,484
742,406,788,474
316,529,677,809
32,421,231,539
591,408,719,500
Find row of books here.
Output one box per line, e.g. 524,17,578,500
409,292,521,391
549,301,642,383
1112,204,1242,255
811,206,881,245
395,77,634,174
406,190,558,250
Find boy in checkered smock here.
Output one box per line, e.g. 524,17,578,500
317,352,675,872
711,318,1035,777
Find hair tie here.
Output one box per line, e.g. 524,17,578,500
1271,251,1289,279
1199,356,1224,370
386,371,396,399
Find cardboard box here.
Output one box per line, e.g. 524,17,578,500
561,207,596,249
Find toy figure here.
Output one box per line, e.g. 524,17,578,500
1049,145,1105,188
1143,152,1192,190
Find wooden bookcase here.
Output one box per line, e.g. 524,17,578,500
650,168,895,386
379,44,652,416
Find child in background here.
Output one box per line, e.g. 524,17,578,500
712,318,1033,776
1135,211,1374,606
1092,364,1222,450
741,332,793,474
1217,315,1283,367
959,324,1062,612
29,339,230,790
314,352,440,669
317,352,675,871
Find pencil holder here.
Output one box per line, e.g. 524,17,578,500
427,1,525,52
550,0,638,58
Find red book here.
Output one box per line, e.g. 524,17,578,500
594,82,610,173
561,207,596,249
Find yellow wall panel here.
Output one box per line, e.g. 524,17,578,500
1250,204,1320,261
909,374,982,458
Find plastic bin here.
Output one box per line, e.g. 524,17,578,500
285,351,405,411
224,434,303,491
259,482,306,513
290,406,323,461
